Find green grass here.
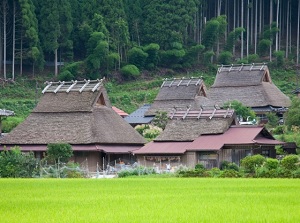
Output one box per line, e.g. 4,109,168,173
0,178,299,223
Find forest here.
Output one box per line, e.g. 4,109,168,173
1,0,300,81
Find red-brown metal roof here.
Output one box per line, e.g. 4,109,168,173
133,141,189,154
112,106,128,117
187,126,283,151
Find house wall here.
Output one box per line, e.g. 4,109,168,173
136,154,183,171
72,151,101,172
220,145,276,166
182,151,197,168
196,152,219,169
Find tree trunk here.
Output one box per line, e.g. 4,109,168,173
297,0,300,64
275,0,280,51
20,31,23,76
55,48,58,76
269,0,273,61
241,0,244,59
254,0,258,54
3,0,7,79
286,0,289,58
247,0,250,58
12,0,16,80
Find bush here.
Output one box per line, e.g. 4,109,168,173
219,169,241,178
46,143,73,163
195,163,205,170
58,70,74,81
218,51,233,65
280,155,299,171
128,47,148,69
121,65,140,80
0,147,38,178
240,155,266,173
265,158,279,170
208,167,222,178
176,168,209,178
220,161,239,171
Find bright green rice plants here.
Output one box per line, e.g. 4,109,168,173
240,155,266,174
280,155,299,171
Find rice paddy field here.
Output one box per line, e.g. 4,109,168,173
0,178,299,223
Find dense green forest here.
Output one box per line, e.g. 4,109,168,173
1,0,300,81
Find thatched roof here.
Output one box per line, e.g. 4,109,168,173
208,64,291,108
155,108,235,142
145,77,214,116
1,80,146,145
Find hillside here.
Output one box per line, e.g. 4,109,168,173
0,66,298,133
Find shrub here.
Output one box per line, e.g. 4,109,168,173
220,161,239,171
208,168,222,178
0,147,38,178
292,169,300,178
218,51,233,65
121,64,140,80
176,168,209,178
280,155,299,171
128,47,148,69
240,155,266,173
195,163,205,170
58,70,74,81
265,158,279,170
46,143,73,163
219,169,241,178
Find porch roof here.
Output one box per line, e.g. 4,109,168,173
133,141,189,154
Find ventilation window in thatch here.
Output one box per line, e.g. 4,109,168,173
96,93,106,106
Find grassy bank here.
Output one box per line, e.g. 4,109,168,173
0,178,299,223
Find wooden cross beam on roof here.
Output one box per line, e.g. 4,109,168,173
42,82,52,94
66,80,77,93
182,106,191,119
54,81,65,93
79,80,90,93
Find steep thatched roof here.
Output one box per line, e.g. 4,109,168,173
145,77,214,116
1,80,146,145
208,64,291,108
155,108,235,142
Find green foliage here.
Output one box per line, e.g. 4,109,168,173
152,111,168,130
134,124,162,141
143,43,160,69
246,54,260,63
265,158,279,170
218,51,233,65
128,47,148,69
121,64,140,80
195,163,205,170
58,70,74,81
46,143,73,163
240,155,266,173
176,168,210,178
223,100,255,121
118,166,156,178
0,147,38,178
219,169,241,178
224,27,245,52
273,51,285,67
258,39,271,57
281,155,299,171
266,112,279,128
285,97,300,128
220,161,239,171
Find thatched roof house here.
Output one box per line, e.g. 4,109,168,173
134,107,283,168
0,79,146,171
145,77,214,116
207,64,291,115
